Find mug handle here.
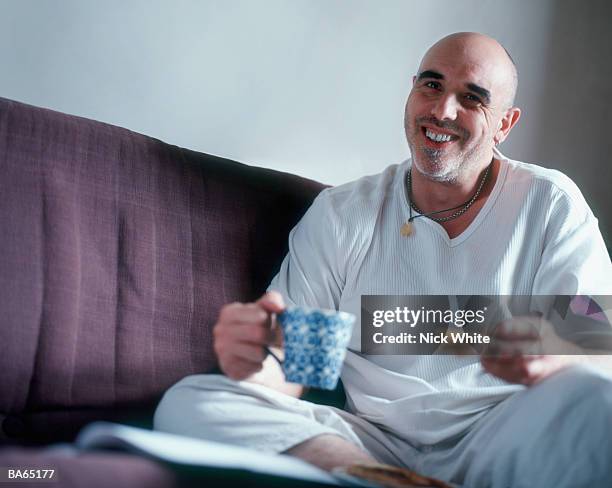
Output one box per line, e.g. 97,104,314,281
265,311,284,366
265,346,284,366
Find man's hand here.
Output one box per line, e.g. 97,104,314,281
481,315,573,386
213,291,285,381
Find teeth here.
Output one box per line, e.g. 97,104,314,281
425,128,453,142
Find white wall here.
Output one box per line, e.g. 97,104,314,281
1,0,610,244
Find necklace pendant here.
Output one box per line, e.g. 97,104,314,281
400,221,413,237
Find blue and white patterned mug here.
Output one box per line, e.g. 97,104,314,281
276,306,355,390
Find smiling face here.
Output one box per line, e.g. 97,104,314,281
404,33,520,182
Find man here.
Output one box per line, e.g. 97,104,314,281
155,32,612,487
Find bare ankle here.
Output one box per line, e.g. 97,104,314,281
283,434,376,472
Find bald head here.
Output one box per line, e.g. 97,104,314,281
419,32,518,108
404,32,522,182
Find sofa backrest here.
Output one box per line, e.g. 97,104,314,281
0,97,325,444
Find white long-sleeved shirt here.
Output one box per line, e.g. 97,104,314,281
269,157,612,446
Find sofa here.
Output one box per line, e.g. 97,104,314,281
0,97,340,487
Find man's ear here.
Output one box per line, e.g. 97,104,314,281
494,107,521,145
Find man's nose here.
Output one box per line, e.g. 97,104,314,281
431,94,459,121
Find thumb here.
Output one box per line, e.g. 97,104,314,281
256,290,286,314
257,291,286,348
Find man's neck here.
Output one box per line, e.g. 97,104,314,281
411,158,499,214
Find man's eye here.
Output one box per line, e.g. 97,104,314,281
424,81,440,90
464,94,481,103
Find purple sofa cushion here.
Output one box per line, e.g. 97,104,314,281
0,97,325,444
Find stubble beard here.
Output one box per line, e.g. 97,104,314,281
405,117,486,184
406,133,465,183
414,147,462,183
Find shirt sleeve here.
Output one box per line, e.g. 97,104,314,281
532,192,612,296
268,189,345,310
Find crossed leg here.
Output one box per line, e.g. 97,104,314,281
154,374,378,472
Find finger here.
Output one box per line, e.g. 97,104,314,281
217,303,276,343
523,357,564,386
491,338,543,356
481,354,544,385
229,342,267,363
493,318,540,341
482,342,516,359
221,356,263,381
525,359,545,378
223,320,275,344
256,293,286,347
256,290,286,314
218,302,272,330
225,302,269,326
481,355,526,383
484,353,544,365
217,302,244,323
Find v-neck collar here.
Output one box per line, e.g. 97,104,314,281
401,158,509,247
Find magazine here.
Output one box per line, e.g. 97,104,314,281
76,422,346,486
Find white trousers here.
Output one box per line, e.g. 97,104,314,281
154,365,612,488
